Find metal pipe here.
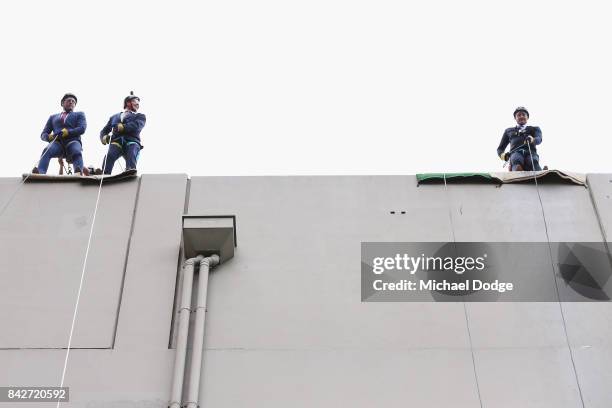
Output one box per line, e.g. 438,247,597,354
169,255,202,408
185,255,219,408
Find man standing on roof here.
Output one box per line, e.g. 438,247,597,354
33,93,88,175
98,92,146,175
497,106,542,171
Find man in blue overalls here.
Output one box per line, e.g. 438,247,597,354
99,92,146,174
33,93,88,175
497,106,542,171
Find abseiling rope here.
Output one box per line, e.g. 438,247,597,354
55,142,114,408
525,142,586,408
0,135,62,220
441,174,484,408
0,135,113,407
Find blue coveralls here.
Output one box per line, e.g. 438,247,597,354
37,111,87,174
99,111,146,174
496,125,542,171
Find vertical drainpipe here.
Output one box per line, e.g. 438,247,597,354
185,254,219,408
169,255,202,408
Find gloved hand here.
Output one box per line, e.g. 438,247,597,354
61,128,69,138
102,134,111,145
499,152,510,161
114,123,125,133
525,135,534,144
47,131,55,142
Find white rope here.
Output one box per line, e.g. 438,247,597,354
525,142,586,408
0,134,119,408
55,142,113,407
441,173,484,408
0,178,28,220
0,135,62,220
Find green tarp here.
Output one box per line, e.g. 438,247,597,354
416,170,586,186
416,173,499,184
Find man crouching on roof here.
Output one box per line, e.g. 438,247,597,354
98,92,146,175
33,93,88,175
497,106,542,171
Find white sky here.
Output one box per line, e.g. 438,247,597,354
1,0,610,176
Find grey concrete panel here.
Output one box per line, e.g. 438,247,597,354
445,183,549,242
570,346,612,408
474,348,583,408
586,173,612,242
446,182,603,351
447,180,606,407
445,182,601,242
2,174,612,407
465,303,568,348
0,349,174,408
0,177,23,210
0,179,138,348
190,176,456,241
563,302,612,348
539,184,603,242
114,174,188,350
199,349,481,408
549,175,612,394
189,176,472,350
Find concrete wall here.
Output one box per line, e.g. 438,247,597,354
0,174,611,407
0,175,187,408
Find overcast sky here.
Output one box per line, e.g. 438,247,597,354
1,0,610,176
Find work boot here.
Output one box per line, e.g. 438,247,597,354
31,167,40,174
94,168,103,175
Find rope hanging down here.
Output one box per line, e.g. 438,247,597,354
0,135,115,407
0,135,62,220
55,142,114,408
441,173,485,408
525,142,587,408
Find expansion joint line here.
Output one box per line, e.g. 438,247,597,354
526,143,586,408
56,144,113,408
442,174,484,408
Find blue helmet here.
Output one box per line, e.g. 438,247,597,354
61,93,77,105
124,91,140,108
513,106,529,118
